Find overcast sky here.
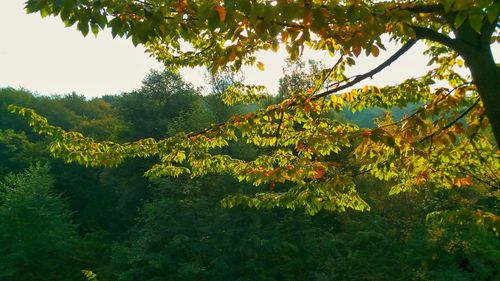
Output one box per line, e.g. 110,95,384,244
2,1,494,99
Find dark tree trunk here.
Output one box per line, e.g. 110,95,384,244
454,20,500,147
464,49,500,147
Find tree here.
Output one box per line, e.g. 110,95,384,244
0,164,82,281
23,0,500,142
0,129,35,176
13,1,499,216
115,70,210,139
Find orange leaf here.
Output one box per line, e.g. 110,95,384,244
360,129,372,138
304,103,311,113
228,48,236,61
281,31,289,42
214,5,226,22
453,176,473,187
312,166,325,179
415,171,427,185
175,0,188,11
303,98,311,113
231,115,241,124
352,44,361,57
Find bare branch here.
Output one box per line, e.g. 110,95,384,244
403,4,444,14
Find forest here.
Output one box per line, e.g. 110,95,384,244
1,65,499,280
3,0,500,280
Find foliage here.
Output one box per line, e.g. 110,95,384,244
23,0,500,139
0,129,35,176
4,1,500,276
0,164,83,281
113,176,341,281
16,0,499,217
8,76,499,214
1,81,499,279
82,270,99,281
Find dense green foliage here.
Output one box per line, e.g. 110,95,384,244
1,67,498,279
0,164,82,281
4,0,499,278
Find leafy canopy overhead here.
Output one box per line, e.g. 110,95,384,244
24,0,497,69
14,0,500,215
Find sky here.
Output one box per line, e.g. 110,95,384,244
0,1,487,99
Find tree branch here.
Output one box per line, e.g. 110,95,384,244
412,26,474,56
402,4,444,14
311,39,418,100
188,39,418,138
421,98,480,142
274,110,285,148
412,26,456,47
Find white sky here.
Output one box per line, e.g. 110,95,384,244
1,1,494,99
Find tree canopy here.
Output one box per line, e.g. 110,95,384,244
12,0,500,218
1,73,499,280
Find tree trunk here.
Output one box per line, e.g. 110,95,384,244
464,50,500,148
454,21,500,148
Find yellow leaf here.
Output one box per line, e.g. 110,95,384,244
371,45,380,57
257,61,265,71
214,5,226,22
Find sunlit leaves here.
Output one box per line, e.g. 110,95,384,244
220,83,268,105
427,209,500,236
81,270,98,281
10,69,500,213
222,179,370,215
16,0,500,216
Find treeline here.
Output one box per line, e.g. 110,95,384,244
0,70,498,281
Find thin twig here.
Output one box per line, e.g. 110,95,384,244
311,39,417,100
377,81,473,130
421,98,480,142
274,110,285,148
188,40,418,138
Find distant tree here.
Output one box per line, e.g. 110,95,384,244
0,129,35,176
0,164,82,281
115,70,210,139
278,59,323,99
112,176,340,281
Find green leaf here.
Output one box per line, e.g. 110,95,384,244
487,4,499,23
468,10,484,33
77,21,90,37
454,11,468,29
91,24,99,36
